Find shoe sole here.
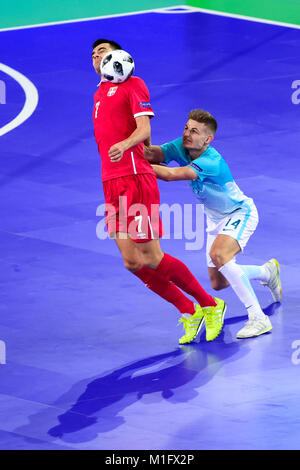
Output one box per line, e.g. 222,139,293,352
236,324,273,339
179,316,205,344
206,303,227,342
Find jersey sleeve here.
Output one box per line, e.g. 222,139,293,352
188,155,221,180
127,77,155,119
160,138,186,165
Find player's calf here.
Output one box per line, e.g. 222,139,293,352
210,279,229,291
136,239,164,270
208,267,230,291
115,235,144,273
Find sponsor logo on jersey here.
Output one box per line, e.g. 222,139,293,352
139,101,152,108
107,86,118,97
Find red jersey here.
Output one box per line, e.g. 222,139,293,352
93,76,155,182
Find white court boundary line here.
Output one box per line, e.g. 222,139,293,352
154,6,197,13
184,6,300,30
0,5,299,32
0,7,168,32
0,63,39,137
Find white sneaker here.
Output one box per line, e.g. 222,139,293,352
261,258,282,302
236,315,272,339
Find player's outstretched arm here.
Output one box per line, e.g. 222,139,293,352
152,164,197,181
144,145,166,164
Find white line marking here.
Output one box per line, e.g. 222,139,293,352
155,6,197,14
178,6,300,30
1,5,299,32
0,63,39,137
0,8,164,32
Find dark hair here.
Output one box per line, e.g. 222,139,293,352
92,39,122,50
188,109,217,134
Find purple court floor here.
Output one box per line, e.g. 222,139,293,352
0,6,300,450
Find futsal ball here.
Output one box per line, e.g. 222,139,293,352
100,49,135,83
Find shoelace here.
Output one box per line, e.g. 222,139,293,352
243,319,256,329
178,317,188,329
205,315,214,327
243,318,266,330
204,307,218,326
178,316,200,331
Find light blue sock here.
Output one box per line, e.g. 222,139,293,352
240,265,269,282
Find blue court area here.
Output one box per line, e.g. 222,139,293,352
0,7,300,450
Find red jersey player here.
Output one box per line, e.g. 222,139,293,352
92,39,226,344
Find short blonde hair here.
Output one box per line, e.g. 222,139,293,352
188,109,217,134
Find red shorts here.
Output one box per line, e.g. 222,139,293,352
103,173,164,243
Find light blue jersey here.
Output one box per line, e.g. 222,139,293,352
161,137,254,223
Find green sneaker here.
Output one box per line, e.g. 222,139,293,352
178,304,204,344
203,298,227,341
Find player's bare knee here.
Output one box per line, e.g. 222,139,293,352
123,258,143,273
209,250,225,270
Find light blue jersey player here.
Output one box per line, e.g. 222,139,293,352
145,109,282,339
162,136,255,220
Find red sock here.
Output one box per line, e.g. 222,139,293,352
134,266,195,314
155,253,216,308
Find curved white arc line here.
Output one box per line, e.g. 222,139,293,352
154,7,199,14
0,63,39,137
